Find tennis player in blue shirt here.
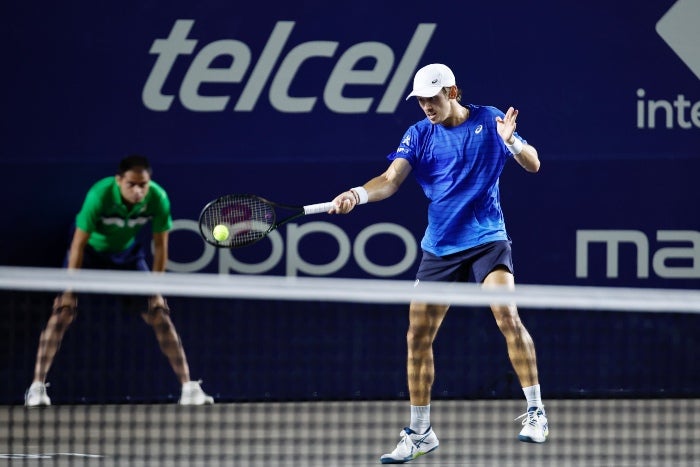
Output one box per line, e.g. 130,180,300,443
331,63,548,463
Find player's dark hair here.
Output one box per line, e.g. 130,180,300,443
118,154,152,176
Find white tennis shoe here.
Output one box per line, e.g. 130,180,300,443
178,380,214,405
25,382,51,407
516,406,549,443
380,426,439,464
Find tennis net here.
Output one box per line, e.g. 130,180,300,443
1,266,699,466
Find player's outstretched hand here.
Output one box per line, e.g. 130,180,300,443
496,106,518,143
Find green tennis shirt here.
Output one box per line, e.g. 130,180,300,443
75,176,173,253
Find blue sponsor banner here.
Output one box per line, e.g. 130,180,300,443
2,1,698,166
1,1,698,403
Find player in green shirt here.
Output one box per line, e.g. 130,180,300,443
25,155,214,406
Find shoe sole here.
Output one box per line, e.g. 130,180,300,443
379,445,439,464
518,434,547,443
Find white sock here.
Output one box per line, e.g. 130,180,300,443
522,384,542,410
409,405,431,434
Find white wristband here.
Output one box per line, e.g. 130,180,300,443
350,186,369,205
506,137,524,155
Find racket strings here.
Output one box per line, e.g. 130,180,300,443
201,195,275,247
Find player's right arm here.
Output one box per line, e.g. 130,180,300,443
330,158,413,214
66,228,90,270
58,227,90,307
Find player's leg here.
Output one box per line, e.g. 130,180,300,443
26,231,82,407
483,267,538,386
141,295,214,405
121,243,211,404
142,295,189,383
380,301,447,464
25,292,78,407
406,251,458,406
483,267,548,443
381,250,460,463
407,301,449,406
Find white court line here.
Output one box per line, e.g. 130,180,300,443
0,453,104,459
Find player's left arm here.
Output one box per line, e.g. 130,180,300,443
513,143,540,173
149,184,172,274
496,106,540,173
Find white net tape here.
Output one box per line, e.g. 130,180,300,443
1,266,698,313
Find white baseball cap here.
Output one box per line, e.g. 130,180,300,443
405,64,456,100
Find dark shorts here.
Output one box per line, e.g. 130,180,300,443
63,242,150,272
416,240,514,284
61,241,152,314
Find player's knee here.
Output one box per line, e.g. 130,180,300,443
142,303,171,326
407,303,444,346
494,311,523,336
406,324,433,351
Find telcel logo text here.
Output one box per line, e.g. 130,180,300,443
143,20,436,114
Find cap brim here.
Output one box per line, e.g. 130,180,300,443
405,86,443,101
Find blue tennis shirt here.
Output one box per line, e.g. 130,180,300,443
389,104,525,256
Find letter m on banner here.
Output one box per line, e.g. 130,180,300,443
576,230,650,279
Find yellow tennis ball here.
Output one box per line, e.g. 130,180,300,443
212,224,229,241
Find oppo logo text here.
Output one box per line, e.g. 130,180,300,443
166,219,418,277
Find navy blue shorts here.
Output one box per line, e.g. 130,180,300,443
63,242,150,272
61,241,152,313
416,240,514,284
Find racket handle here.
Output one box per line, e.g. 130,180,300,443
304,202,334,215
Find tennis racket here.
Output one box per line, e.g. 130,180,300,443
198,194,334,248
